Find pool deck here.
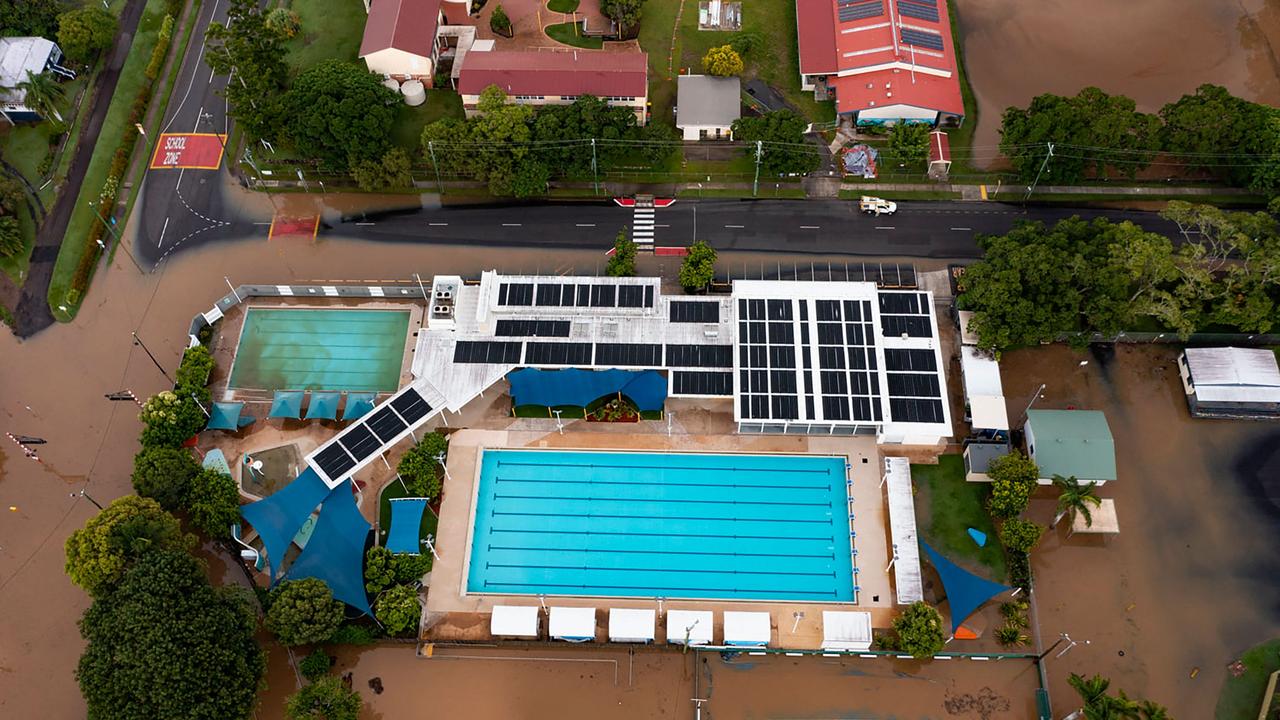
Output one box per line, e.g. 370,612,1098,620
424,428,897,650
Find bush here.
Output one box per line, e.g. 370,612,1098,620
64,495,192,597
144,14,175,80
185,468,240,539
131,446,200,510
286,676,361,720
394,552,431,584
490,5,512,36
139,388,209,448
326,623,380,646
175,345,215,387
728,31,762,57
265,8,301,39
396,433,448,499
352,148,414,191
986,451,1038,519
679,240,717,291
999,600,1029,627
299,649,332,681
999,518,1045,553
374,584,421,636
995,624,1029,647
702,45,743,77
891,602,946,658
605,229,637,277
1008,550,1032,592
57,6,117,62
266,579,347,646
364,546,396,595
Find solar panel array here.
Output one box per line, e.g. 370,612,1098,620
669,301,720,323
672,371,733,396
313,386,434,482
896,0,939,22
737,298,805,421
495,319,571,337
525,342,593,366
454,341,523,364
879,312,946,424
595,343,663,367
838,0,883,22
879,292,934,338
665,344,733,368
812,299,882,423
900,28,944,51
499,281,655,309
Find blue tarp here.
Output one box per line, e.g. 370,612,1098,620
240,466,330,582
507,368,667,412
387,498,428,554
343,392,377,421
922,541,1012,633
305,392,341,420
285,480,372,615
269,391,304,419
208,402,251,430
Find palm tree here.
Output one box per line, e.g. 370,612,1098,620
17,70,64,124
1053,474,1102,528
1138,700,1172,720
1069,672,1111,710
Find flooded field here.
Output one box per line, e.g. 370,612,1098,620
957,0,1280,160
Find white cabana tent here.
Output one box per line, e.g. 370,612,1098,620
960,345,1008,433
549,607,597,642
723,611,771,647
821,611,873,651
666,610,713,645
490,605,539,638
608,608,656,643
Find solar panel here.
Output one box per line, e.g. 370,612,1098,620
669,301,720,323
313,443,356,480
589,285,616,308
595,343,662,367
886,373,941,398
884,348,937,372
576,284,591,306
672,371,733,396
900,28,944,50
838,0,884,21
878,292,921,314
881,315,932,338
454,341,523,364
889,398,946,423
337,423,380,462
617,285,644,308
499,283,534,306
665,344,733,368
495,319,571,337
644,285,655,308
366,406,409,443
536,283,562,306
524,342,593,366
390,388,433,424
897,0,939,22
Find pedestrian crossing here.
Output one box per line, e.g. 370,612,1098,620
631,205,655,244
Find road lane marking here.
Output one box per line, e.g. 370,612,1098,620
950,227,972,231
356,222,375,226
800,225,820,229
428,222,448,226
875,226,895,230
575,223,595,227
501,223,521,227
656,223,670,228
724,224,744,228
157,217,170,248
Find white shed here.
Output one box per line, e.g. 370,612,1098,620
723,611,771,647
821,611,873,651
608,608,656,643
666,610,713,645
960,345,1008,435
490,605,539,638
1178,347,1280,418
549,607,597,642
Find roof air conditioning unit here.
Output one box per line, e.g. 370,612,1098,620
886,92,893,98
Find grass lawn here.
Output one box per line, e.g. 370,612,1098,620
377,477,441,562
391,90,465,150
548,0,580,11
1216,639,1280,720
912,455,1008,582
546,22,604,49
49,0,171,320
285,0,366,71
943,0,979,173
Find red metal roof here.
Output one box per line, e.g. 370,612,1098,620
831,68,963,116
929,129,950,162
359,0,441,59
458,50,648,98
796,0,838,75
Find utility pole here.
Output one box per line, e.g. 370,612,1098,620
1016,382,1046,428
591,138,599,196
132,331,173,384
1024,142,1054,201
753,140,763,197
427,141,444,194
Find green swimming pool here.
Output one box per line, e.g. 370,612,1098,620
228,308,410,392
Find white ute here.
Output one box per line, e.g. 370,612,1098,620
858,196,897,216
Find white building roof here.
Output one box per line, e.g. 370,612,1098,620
549,606,597,641
665,610,713,645
676,74,741,129
960,346,1006,431
821,611,873,651
490,605,539,637
722,611,771,646
957,310,979,346
0,37,57,106
1184,347,1280,404
884,457,923,604
1071,497,1119,535
608,608,656,642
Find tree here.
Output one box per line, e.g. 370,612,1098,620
264,7,301,39
1159,84,1275,187
600,0,645,37
420,117,473,179
138,389,208,448
679,239,717,291
284,60,398,171
1066,673,1152,720
0,0,64,37
606,229,637,277
0,175,25,215
299,648,332,681
76,550,265,720
364,546,396,595
396,432,448,499
891,601,945,658
374,584,421,636
469,85,537,196
728,31,763,57
352,147,414,191
286,676,362,720
731,110,820,176
702,45,743,77
17,70,66,123
57,6,117,63
0,216,22,259
394,553,431,584
986,451,1038,519
266,579,346,646
489,4,512,36
1052,474,1101,527
186,469,240,539
206,0,290,142
887,123,930,166
64,495,192,597
131,447,200,510
998,518,1045,553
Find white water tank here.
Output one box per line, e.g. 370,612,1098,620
402,79,426,106
382,77,401,93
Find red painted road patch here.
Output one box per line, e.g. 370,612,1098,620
269,215,319,240
149,133,225,170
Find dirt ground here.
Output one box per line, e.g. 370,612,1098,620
956,0,1280,161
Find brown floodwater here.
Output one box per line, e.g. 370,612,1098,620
957,0,1280,163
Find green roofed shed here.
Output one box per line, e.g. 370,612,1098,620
305,392,341,420
1024,409,1116,485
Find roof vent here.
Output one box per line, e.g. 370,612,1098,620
886,92,892,98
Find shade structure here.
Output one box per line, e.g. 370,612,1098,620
305,391,341,420
549,607,597,642
821,611,872,651
921,541,1012,633
608,608,655,643
723,611,771,646
269,391,304,419
490,606,540,638
240,467,331,582
285,480,373,615
386,498,428,554
342,392,378,421
507,368,668,412
208,401,251,430
666,610,713,645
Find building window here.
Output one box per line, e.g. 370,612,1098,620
514,95,545,101
604,96,635,102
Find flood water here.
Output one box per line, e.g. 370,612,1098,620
957,0,1280,162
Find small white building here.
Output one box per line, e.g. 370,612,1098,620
359,0,471,84
959,345,1008,438
608,608,655,643
1178,347,1280,419
0,37,72,123
675,74,740,141
1024,409,1116,486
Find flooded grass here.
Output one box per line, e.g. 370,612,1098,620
1216,639,1280,720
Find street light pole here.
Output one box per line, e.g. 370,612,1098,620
72,489,104,510
131,331,174,384
1017,382,1046,429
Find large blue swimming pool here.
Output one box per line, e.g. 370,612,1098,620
466,449,854,602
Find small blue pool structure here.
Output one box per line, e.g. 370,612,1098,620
467,450,855,602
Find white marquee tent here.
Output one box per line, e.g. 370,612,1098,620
723,611,771,647
608,608,656,643
489,605,539,638
549,607,597,642
821,611,873,651
666,610,713,645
